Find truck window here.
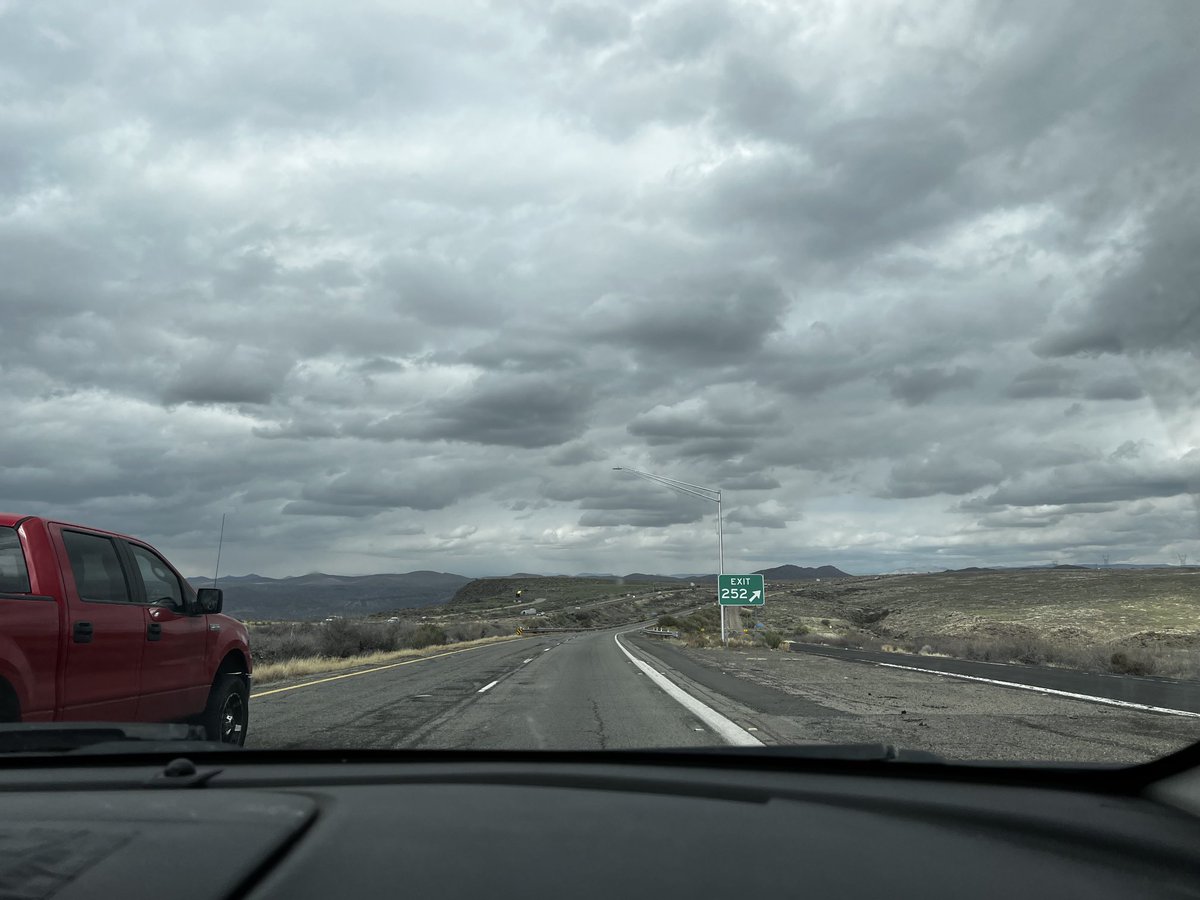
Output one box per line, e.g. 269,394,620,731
0,527,31,593
126,543,184,608
62,531,132,604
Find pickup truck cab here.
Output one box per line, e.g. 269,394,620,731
0,514,251,744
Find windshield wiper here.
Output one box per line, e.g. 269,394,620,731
0,722,239,755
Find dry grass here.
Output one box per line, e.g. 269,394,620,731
252,634,524,686
746,570,1200,680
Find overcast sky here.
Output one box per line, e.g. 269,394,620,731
2,1,1198,578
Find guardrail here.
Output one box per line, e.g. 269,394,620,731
640,628,681,639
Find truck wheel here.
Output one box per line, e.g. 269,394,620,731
0,680,18,723
202,675,249,745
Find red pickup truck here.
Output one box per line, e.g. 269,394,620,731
0,514,252,744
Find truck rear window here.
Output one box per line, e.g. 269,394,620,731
0,527,32,593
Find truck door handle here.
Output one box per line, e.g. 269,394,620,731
147,622,162,642
73,621,94,644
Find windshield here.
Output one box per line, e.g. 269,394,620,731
1,0,1197,765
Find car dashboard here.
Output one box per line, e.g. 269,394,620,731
1,752,1199,899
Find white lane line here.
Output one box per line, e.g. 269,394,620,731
543,648,551,653
477,680,500,693
523,658,534,664
875,662,1200,718
614,633,763,747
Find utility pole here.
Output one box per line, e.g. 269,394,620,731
212,513,227,588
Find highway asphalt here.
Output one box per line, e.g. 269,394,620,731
247,627,1200,762
248,629,729,750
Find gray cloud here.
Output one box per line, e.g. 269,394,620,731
1,1,1197,577
546,442,605,467
578,508,701,528
721,473,780,491
583,272,789,364
885,366,980,407
297,464,496,512
545,2,631,49
162,347,293,406
885,454,1006,500
1083,375,1146,401
975,452,1200,509
1006,364,1077,399
412,375,594,448
726,499,794,529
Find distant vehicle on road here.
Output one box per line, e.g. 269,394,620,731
0,514,252,744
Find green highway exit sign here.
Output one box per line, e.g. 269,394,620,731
718,574,765,606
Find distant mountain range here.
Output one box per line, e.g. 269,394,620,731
194,563,852,621
186,571,472,621
579,565,851,583
942,564,1190,574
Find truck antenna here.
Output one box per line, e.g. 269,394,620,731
212,513,227,588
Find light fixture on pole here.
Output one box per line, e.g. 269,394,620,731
612,466,728,644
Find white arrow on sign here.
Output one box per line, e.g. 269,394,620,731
750,591,761,601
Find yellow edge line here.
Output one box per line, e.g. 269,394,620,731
250,637,531,699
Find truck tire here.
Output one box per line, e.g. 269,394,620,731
0,680,18,724
202,675,249,745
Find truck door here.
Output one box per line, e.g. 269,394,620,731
0,525,59,722
123,541,209,722
52,528,144,722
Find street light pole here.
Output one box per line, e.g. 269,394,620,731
717,492,725,644
612,466,728,644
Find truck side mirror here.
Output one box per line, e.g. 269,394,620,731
196,588,223,614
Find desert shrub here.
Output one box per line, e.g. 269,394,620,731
845,607,891,626
792,625,810,637
445,622,482,642
406,623,447,649
678,606,721,634
316,620,373,658
657,615,681,628
246,624,321,664
274,631,321,661
763,631,783,649
1108,650,1158,676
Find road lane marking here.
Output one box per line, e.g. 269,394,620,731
875,662,1200,718
614,633,763,747
478,680,500,693
523,658,534,664
250,639,533,699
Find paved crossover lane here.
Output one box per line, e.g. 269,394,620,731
782,643,1200,714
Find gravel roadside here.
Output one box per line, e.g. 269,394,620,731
630,638,1200,763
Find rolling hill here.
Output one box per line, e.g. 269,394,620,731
186,571,472,621
192,562,852,620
